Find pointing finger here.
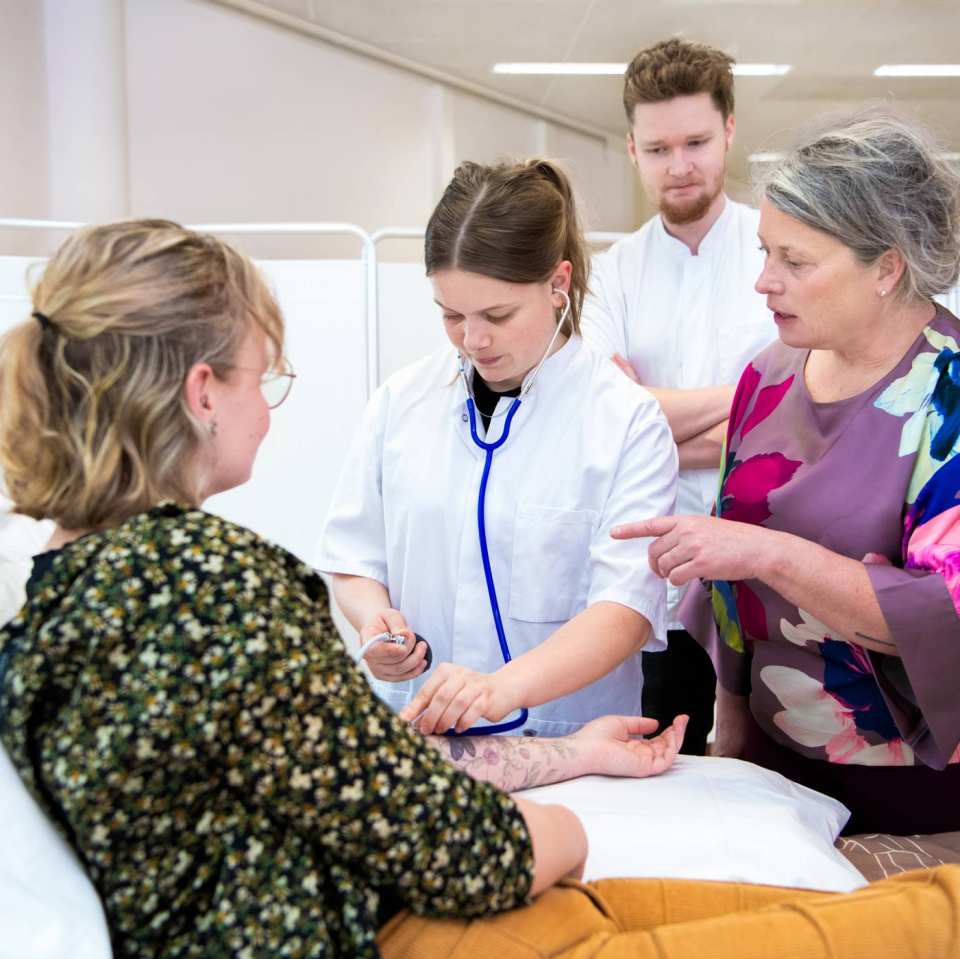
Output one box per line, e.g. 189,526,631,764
611,516,678,540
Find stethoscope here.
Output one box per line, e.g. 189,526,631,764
450,288,572,735
356,289,571,736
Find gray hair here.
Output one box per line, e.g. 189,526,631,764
758,108,960,301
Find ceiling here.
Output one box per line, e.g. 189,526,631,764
252,0,960,190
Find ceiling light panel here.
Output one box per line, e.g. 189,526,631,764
874,65,960,77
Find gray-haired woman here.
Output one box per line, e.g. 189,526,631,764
615,108,960,836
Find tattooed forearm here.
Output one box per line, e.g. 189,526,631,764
425,734,584,791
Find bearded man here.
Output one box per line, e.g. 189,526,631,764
582,38,777,756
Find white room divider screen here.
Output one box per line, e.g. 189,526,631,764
0,222,377,565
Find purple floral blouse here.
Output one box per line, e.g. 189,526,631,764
682,305,960,770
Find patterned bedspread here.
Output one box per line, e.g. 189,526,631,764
838,832,960,882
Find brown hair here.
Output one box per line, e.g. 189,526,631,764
424,158,589,333
0,219,284,531
623,38,735,125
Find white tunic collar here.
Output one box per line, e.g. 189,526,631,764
447,334,583,418
654,194,734,259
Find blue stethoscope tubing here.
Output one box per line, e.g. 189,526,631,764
444,395,529,737
441,289,570,737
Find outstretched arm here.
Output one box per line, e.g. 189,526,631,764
426,714,688,792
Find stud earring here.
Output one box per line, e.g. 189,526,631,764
209,419,218,437
879,289,888,298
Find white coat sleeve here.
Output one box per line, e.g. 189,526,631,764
585,390,678,651
313,386,390,584
580,250,629,361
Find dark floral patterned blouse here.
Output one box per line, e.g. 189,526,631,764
0,504,534,958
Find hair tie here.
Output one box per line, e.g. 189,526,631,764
32,311,53,331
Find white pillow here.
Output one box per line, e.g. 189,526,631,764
0,745,112,959
515,755,866,892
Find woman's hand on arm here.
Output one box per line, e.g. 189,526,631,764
612,515,896,655
399,602,651,735
330,573,428,680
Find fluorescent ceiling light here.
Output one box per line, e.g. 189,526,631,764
492,62,791,77
874,64,960,77
493,62,625,75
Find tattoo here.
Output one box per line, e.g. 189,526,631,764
427,735,580,791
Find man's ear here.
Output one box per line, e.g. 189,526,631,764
626,130,639,167
724,112,736,152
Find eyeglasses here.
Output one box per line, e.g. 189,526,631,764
261,359,297,408
227,357,297,409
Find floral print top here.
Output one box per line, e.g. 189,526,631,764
0,504,534,958
682,305,960,771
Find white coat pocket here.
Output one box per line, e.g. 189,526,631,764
509,504,598,623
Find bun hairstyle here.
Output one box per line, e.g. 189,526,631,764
424,158,590,333
0,219,284,530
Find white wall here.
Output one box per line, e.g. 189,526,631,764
122,0,634,243
125,0,439,236
0,0,636,258
0,2,51,254
0,3,48,218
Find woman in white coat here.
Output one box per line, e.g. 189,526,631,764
317,159,679,738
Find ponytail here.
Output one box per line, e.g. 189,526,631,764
425,157,590,332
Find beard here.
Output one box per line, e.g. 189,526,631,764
660,187,715,225
658,160,725,226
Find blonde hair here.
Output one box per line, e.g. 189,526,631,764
0,219,284,530
424,158,590,333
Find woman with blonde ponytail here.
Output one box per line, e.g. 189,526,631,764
319,158,682,738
